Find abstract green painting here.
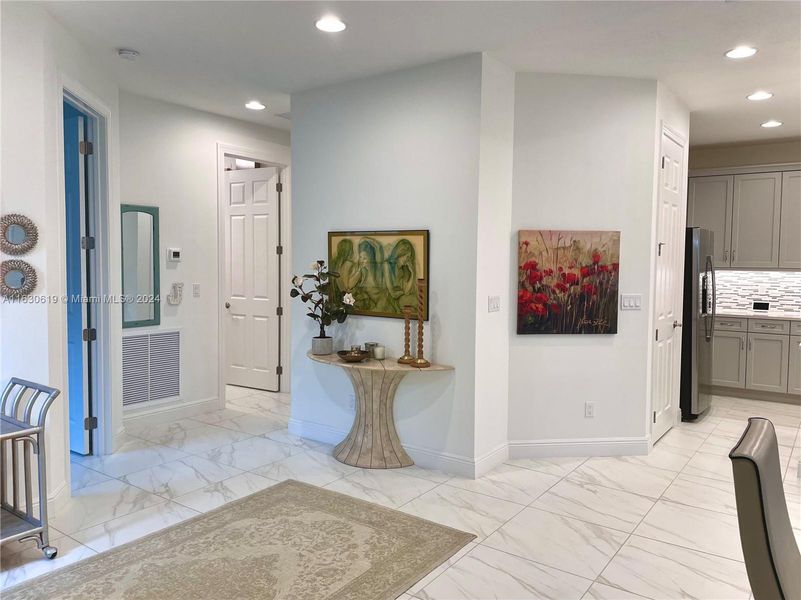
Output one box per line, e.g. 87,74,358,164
328,230,429,320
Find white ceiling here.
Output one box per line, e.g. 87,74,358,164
42,1,800,145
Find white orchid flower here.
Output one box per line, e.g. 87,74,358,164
310,262,321,272
292,275,303,287
342,293,356,306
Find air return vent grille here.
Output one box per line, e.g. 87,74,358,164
122,330,180,406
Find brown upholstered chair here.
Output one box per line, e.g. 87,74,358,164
730,417,801,600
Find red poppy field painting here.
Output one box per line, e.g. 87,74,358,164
517,230,620,334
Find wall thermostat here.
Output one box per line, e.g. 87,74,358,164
167,248,182,262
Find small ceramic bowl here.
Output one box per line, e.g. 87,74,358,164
337,350,370,363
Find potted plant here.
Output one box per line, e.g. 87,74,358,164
291,259,355,355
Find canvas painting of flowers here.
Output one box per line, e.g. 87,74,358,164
517,230,620,334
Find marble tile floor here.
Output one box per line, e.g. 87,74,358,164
1,389,800,599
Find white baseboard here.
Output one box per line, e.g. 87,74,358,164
123,396,219,429
473,442,510,478
288,418,489,479
508,436,649,459
289,419,648,477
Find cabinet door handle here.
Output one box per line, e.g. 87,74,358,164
748,339,752,351
741,339,745,350
723,250,728,262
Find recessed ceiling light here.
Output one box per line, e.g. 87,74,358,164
245,101,266,111
725,46,757,59
315,16,346,33
117,48,140,61
747,90,773,101
761,120,783,128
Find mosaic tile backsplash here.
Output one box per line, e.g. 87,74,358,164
715,270,801,313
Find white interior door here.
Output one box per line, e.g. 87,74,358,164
652,128,687,442
223,166,281,391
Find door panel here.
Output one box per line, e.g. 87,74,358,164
789,335,801,396
688,176,733,267
223,167,281,391
779,171,801,269
652,130,686,441
746,333,789,393
731,173,782,268
711,331,747,388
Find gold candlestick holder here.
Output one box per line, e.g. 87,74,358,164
398,305,415,364
413,280,430,368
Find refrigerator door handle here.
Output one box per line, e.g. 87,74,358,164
709,255,716,334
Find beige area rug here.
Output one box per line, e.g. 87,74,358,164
5,479,474,600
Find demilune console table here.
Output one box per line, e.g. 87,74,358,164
308,352,453,469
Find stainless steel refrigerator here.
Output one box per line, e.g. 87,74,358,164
680,227,716,421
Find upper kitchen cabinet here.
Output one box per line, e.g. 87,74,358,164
779,171,801,269
688,175,733,268
730,172,782,268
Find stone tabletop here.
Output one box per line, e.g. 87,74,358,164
307,351,454,371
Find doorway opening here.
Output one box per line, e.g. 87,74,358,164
219,153,286,395
63,93,102,456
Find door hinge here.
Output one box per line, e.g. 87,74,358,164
655,329,659,341
653,411,657,424
276,306,283,316
81,236,95,250
276,366,283,375
79,140,94,156
82,328,97,342
84,416,98,430
276,245,284,255
276,182,283,193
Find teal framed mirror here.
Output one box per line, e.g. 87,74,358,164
121,204,160,328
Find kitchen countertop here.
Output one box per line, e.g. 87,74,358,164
716,308,801,322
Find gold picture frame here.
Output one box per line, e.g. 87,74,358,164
328,230,430,320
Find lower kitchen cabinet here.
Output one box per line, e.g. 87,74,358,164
789,335,801,396
711,331,747,388
746,333,789,394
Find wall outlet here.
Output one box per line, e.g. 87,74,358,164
620,294,642,311
192,283,200,297
488,295,501,313
584,401,595,418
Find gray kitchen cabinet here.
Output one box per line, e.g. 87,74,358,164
789,335,801,396
688,175,733,267
779,171,801,268
730,172,782,268
746,332,789,393
712,331,747,388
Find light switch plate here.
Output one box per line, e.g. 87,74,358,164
488,295,501,313
620,294,642,311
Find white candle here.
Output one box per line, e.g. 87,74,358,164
373,345,386,360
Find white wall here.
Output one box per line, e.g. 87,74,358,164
118,92,289,419
290,55,485,471
1,2,122,501
473,56,515,464
508,73,665,455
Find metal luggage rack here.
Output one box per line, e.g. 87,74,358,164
0,378,60,559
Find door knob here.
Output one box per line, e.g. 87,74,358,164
225,302,231,309
673,320,682,328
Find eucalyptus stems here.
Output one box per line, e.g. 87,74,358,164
291,260,355,338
